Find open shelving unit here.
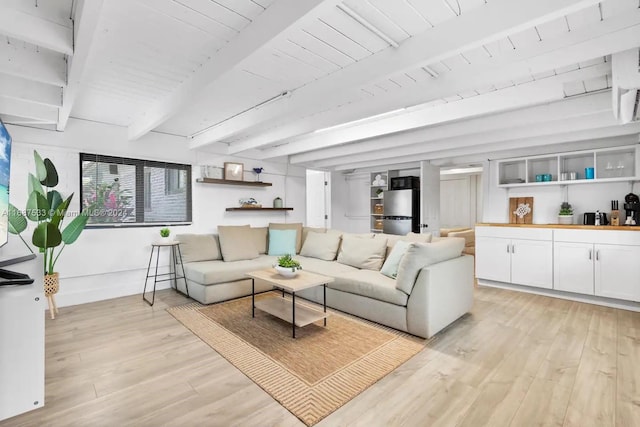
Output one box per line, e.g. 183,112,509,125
497,145,639,187
370,171,388,233
196,178,272,187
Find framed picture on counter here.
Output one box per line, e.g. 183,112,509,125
224,162,244,181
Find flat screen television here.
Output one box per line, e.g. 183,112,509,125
0,119,11,248
0,119,34,285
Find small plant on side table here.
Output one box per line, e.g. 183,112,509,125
159,227,171,242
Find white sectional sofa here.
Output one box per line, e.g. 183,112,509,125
175,225,474,339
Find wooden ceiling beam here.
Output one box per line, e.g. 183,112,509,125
0,4,73,55
57,0,106,131
260,64,609,161
127,0,336,141
245,15,640,158
290,91,612,164
333,123,640,171
0,74,62,107
313,111,618,168
0,97,59,123
191,0,603,152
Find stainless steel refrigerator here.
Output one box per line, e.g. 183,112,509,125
383,189,420,235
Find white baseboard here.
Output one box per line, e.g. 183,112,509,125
477,279,640,312
54,266,174,308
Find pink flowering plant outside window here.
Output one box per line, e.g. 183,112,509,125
83,178,134,223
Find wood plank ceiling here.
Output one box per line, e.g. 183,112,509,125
0,0,639,170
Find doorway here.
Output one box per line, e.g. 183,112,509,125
306,170,331,228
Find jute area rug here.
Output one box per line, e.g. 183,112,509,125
167,292,425,426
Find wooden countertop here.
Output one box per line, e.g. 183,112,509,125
476,223,640,231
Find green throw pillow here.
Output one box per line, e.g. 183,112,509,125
268,229,297,256
380,240,412,279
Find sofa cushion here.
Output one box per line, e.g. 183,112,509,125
250,227,268,254
175,234,221,263
337,235,387,271
300,231,341,261
380,240,412,279
184,255,278,285
376,232,433,258
218,225,259,262
268,229,297,256
302,226,326,246
294,255,360,277
269,223,303,253
395,238,465,294
330,270,409,306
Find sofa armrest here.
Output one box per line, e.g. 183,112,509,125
406,255,474,338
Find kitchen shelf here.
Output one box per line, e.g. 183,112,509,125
497,145,639,187
225,207,293,212
197,178,272,187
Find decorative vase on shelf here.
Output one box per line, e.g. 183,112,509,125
273,197,283,208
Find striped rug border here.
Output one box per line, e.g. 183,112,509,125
168,298,425,426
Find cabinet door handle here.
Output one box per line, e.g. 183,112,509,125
589,249,592,260
507,244,510,253
596,250,600,261
511,244,515,254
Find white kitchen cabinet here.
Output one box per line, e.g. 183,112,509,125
594,244,640,302
476,228,553,289
553,242,595,295
510,239,553,289
476,237,511,282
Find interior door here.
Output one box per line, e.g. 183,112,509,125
511,239,553,289
595,244,640,301
306,170,327,228
553,242,594,295
476,237,511,282
420,161,440,235
440,177,471,228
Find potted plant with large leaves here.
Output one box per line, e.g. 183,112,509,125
9,151,90,319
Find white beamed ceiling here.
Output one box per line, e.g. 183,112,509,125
0,0,639,169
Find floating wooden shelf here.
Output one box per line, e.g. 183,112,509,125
226,207,293,212
196,178,272,187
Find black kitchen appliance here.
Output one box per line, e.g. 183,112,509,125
623,192,640,226
390,176,420,190
584,212,608,226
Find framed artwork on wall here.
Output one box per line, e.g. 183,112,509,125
224,162,244,181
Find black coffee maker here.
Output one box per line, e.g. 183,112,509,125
623,193,640,226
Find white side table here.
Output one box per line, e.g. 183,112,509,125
143,241,188,306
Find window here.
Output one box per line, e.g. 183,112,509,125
81,153,192,226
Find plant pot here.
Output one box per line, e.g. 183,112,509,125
159,236,172,244
44,273,60,320
275,265,300,278
558,215,574,225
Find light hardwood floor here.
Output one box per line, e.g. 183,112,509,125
2,287,639,427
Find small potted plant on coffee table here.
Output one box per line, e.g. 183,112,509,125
558,202,574,225
275,254,301,278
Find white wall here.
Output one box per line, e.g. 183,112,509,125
482,157,637,224
6,118,306,307
330,171,370,233
440,172,483,228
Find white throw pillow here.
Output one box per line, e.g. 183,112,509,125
337,235,388,271
300,231,341,261
380,240,412,279
395,238,465,294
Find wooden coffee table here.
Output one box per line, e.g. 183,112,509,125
246,269,334,338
